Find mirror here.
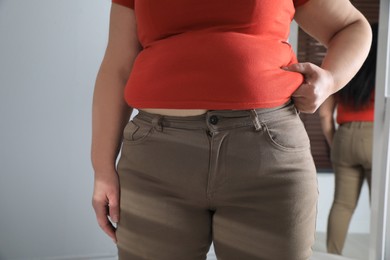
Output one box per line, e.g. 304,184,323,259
369,0,390,258
291,0,390,259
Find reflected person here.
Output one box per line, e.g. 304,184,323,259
320,23,377,255
91,1,372,259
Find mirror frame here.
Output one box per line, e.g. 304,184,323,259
370,0,390,259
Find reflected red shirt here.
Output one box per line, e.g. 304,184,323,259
336,92,375,124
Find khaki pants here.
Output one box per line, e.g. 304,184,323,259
327,121,373,254
117,102,318,260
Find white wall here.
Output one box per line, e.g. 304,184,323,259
0,1,117,259
0,1,371,259
316,173,371,233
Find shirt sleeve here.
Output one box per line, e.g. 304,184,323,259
293,0,310,7
112,0,134,9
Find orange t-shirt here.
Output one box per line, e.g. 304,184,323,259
112,0,311,109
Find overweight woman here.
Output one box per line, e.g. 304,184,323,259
91,1,371,259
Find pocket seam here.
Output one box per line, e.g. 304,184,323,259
122,121,155,145
262,122,310,152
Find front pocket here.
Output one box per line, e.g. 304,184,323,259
262,115,310,152
122,119,154,145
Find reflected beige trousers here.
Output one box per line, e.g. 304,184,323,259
327,121,373,254
117,102,318,260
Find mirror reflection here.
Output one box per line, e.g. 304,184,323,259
297,1,380,259
319,22,377,258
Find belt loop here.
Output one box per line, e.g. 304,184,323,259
290,99,300,115
250,109,262,131
152,116,163,132
295,106,300,115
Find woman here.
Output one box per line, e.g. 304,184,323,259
91,1,371,259
320,23,377,256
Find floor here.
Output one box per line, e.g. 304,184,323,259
312,232,370,260
99,232,370,260
206,232,370,260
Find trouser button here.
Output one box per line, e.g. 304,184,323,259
209,115,219,125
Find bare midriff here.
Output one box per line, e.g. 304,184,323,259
139,108,208,117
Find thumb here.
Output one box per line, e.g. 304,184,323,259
282,62,316,75
108,194,120,223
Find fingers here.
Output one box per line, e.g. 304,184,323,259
92,173,120,243
93,198,118,243
292,84,321,113
286,62,335,113
292,96,319,114
291,83,309,98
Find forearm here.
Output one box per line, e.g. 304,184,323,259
320,115,335,147
319,96,336,147
91,63,133,174
91,5,141,175
321,19,372,93
294,0,372,100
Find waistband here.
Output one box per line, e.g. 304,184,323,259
340,121,374,129
135,101,298,132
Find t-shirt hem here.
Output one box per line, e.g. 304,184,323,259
112,0,134,9
294,0,311,8
126,99,292,110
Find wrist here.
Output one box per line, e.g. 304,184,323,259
92,162,117,176
91,151,118,173
323,69,338,95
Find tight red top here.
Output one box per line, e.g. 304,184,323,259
336,93,375,125
112,0,311,109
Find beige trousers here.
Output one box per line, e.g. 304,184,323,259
327,121,373,254
116,102,318,260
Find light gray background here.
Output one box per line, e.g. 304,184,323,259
0,1,117,259
0,1,370,259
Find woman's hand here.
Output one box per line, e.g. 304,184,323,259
283,62,335,114
92,171,120,243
